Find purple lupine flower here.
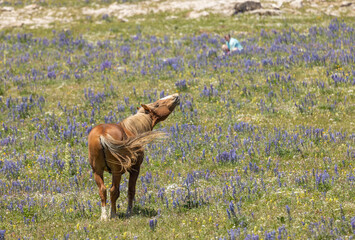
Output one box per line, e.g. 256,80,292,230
100,60,112,71
351,216,355,233
102,14,109,20
175,79,187,89
47,70,56,79
334,164,338,175
229,201,236,216
149,218,157,230
0,230,5,240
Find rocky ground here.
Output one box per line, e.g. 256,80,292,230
0,0,354,29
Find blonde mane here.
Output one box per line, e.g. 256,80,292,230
120,113,153,135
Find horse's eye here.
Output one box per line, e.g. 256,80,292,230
155,104,159,107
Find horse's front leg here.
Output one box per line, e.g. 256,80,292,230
127,154,143,216
110,173,122,219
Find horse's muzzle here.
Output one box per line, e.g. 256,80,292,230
174,95,180,105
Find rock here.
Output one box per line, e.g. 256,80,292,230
247,9,282,16
119,17,128,22
166,15,178,20
289,0,303,9
283,8,301,15
234,1,262,15
272,0,291,8
188,11,209,18
24,4,40,10
306,8,320,15
324,4,341,17
261,3,281,10
328,10,341,17
310,2,319,8
1,6,14,12
340,1,352,7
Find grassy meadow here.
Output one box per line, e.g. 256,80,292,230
0,1,354,239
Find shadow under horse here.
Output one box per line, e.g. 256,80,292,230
88,93,180,220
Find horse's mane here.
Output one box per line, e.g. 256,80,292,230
120,113,152,135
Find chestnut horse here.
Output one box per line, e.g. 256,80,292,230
88,93,179,220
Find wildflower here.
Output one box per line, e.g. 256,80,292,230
102,14,109,20
351,217,355,233
47,70,56,79
286,205,292,221
100,60,112,71
149,219,157,231
0,230,5,240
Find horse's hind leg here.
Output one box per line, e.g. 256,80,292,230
94,170,108,221
110,173,121,219
89,133,108,221
127,167,140,216
127,154,143,216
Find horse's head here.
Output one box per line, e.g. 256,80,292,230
139,93,180,127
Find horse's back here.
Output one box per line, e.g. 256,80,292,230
89,123,127,141
88,124,122,169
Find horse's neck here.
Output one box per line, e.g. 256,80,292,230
121,113,153,135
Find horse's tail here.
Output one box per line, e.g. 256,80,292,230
99,131,166,171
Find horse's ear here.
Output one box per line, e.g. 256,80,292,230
141,104,152,112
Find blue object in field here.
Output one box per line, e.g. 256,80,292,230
227,38,243,50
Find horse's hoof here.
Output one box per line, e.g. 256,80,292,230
126,208,132,217
100,208,108,221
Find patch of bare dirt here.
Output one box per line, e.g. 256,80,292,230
0,0,354,29
0,4,73,29
81,0,237,19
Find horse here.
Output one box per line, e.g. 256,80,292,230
88,93,180,220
